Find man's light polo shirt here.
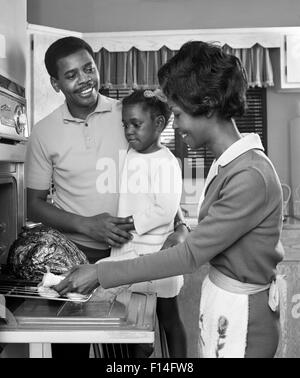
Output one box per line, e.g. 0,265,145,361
25,94,128,249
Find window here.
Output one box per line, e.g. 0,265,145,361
100,87,267,178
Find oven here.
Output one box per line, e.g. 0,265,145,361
0,75,28,266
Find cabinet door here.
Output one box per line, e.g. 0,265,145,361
281,35,300,89
276,260,300,358
28,28,81,128
31,33,65,126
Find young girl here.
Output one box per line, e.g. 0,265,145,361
109,89,187,358
56,42,284,358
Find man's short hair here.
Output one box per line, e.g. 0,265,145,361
45,36,95,79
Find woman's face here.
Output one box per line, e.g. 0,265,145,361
169,101,209,149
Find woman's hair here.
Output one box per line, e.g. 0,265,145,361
122,89,172,129
158,41,248,120
45,37,95,79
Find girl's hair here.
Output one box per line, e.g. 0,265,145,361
122,89,172,129
158,41,248,120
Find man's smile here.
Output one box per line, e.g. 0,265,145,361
76,85,95,97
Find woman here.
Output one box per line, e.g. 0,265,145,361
55,41,284,358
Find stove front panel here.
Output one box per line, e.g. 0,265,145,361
0,162,24,265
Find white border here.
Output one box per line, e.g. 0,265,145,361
26,24,300,53
27,24,300,51
82,27,300,52
27,24,82,38
27,24,300,91
0,34,5,58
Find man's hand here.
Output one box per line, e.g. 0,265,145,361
81,213,134,248
54,264,100,296
161,225,189,249
27,190,134,248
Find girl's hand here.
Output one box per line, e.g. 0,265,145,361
161,225,189,249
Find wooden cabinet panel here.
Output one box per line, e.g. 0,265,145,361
276,261,300,358
286,35,300,84
275,224,300,358
281,35,300,89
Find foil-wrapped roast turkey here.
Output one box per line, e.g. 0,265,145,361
8,226,88,281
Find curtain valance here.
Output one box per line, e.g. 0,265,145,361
96,44,274,89
223,44,274,88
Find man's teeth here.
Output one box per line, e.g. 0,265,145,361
80,88,93,94
181,133,187,138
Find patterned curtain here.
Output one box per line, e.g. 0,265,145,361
95,43,274,89
223,44,274,88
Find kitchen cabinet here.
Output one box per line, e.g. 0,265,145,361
275,218,300,358
0,34,5,59
28,26,82,127
0,0,27,87
280,35,300,89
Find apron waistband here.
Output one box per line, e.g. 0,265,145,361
209,267,281,312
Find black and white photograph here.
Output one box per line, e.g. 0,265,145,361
0,0,300,360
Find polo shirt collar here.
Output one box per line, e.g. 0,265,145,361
217,133,264,168
62,94,113,123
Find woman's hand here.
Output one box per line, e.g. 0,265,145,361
80,213,134,248
53,264,100,296
161,224,190,249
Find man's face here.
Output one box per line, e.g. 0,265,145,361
51,49,100,118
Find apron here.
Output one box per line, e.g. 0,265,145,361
198,266,284,358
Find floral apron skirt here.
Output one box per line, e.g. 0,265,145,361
198,269,283,358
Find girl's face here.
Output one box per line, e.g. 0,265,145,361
122,103,161,154
169,101,210,149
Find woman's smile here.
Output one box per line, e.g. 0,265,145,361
179,132,188,140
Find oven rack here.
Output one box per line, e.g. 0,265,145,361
0,283,92,303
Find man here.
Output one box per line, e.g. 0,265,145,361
26,36,188,358
26,37,134,263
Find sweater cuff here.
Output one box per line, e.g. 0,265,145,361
97,261,106,288
97,260,123,289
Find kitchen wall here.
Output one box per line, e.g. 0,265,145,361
26,0,300,198
0,0,27,87
27,0,300,32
